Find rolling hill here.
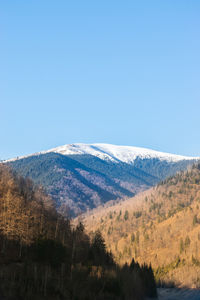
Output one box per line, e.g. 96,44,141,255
6,143,198,215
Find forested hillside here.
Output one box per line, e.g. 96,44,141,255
7,143,198,216
82,163,200,288
0,164,157,299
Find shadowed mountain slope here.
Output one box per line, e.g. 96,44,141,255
0,164,157,300
7,143,198,215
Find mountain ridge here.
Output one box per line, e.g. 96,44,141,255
5,143,199,163
5,143,199,216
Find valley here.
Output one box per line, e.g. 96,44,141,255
2,1,199,298
1,144,200,298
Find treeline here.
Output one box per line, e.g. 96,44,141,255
158,162,200,187
0,165,157,299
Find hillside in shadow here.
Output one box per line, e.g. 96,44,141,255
0,164,157,300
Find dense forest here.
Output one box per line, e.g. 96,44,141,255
83,163,200,287
0,164,157,299
8,149,196,216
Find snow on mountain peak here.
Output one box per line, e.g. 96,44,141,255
4,143,198,164
46,143,198,164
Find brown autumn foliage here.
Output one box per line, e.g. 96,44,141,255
0,164,157,299
82,163,200,288
0,164,69,245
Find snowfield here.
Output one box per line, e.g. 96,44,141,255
50,143,198,163
6,143,199,164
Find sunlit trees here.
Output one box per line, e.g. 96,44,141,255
0,164,157,299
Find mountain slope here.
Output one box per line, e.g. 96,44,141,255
7,143,199,215
0,164,157,300
81,163,200,288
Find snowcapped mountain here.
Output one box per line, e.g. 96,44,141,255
6,143,199,216
45,143,196,163
8,143,197,164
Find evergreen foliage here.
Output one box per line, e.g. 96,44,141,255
8,151,196,216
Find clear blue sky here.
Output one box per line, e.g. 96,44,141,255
0,1,200,159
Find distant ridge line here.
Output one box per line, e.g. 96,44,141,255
4,143,199,163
